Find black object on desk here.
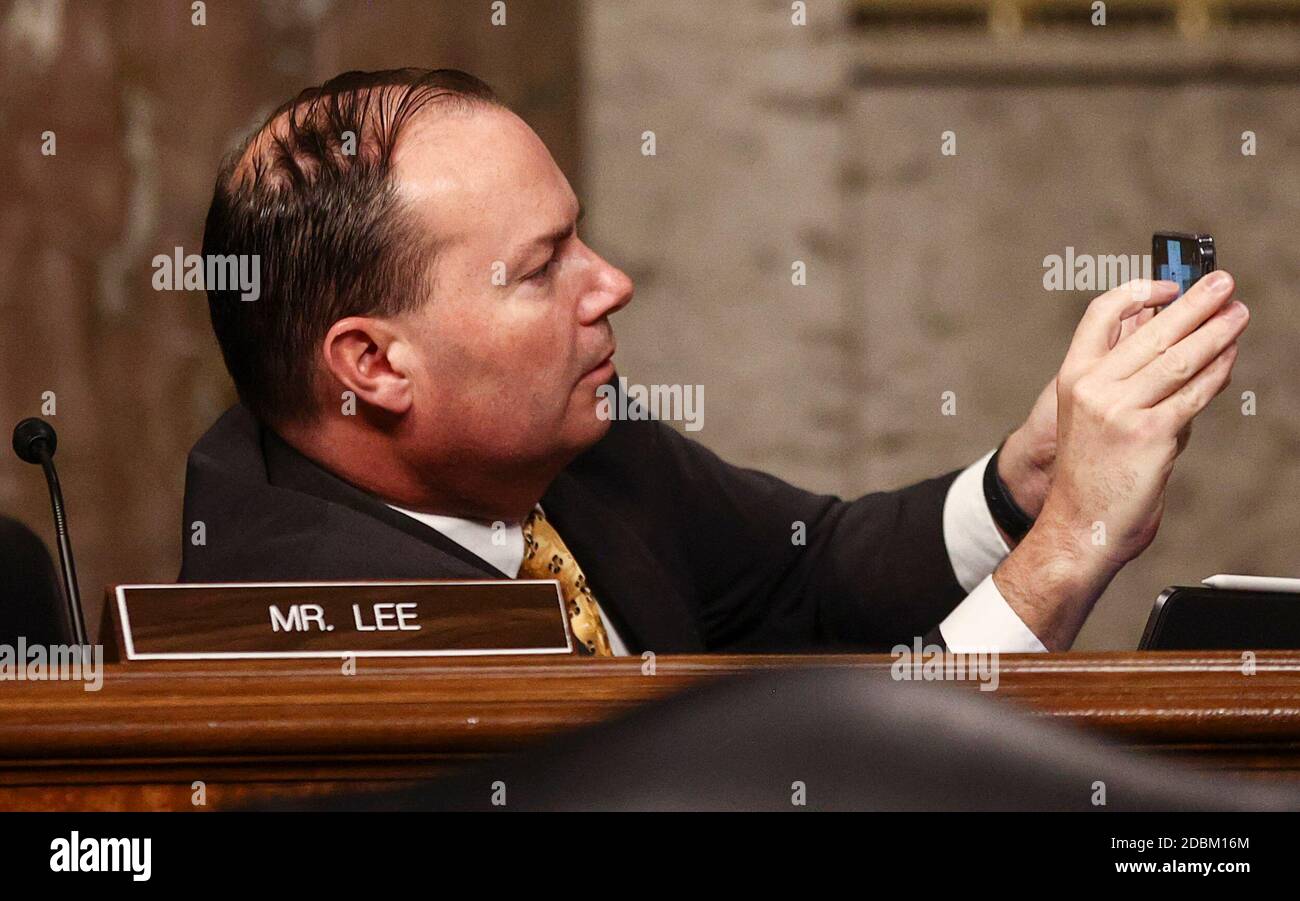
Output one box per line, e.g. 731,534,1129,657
1140,585,1300,650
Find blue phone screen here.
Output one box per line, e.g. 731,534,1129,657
1158,238,1196,298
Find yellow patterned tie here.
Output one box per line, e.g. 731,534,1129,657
519,508,613,657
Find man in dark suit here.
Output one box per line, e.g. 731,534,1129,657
183,68,1248,655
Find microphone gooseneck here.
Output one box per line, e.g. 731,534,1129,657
11,418,88,646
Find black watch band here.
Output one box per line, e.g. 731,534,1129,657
983,443,1035,542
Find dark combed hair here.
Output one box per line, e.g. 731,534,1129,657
202,68,501,425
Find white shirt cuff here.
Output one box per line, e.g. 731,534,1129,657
939,451,1047,653
940,574,1048,653
942,449,1011,592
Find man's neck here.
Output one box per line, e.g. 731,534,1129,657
276,419,565,524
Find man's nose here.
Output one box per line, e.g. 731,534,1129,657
578,253,634,324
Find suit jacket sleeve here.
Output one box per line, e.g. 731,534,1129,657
649,421,967,651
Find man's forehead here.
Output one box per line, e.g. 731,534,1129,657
393,108,576,249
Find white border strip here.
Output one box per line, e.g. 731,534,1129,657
114,580,574,660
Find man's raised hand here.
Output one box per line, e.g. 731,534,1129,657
994,275,1248,650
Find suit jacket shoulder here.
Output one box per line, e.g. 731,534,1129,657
179,406,498,583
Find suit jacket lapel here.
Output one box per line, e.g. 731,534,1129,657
543,470,705,654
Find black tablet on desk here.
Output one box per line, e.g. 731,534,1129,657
1140,585,1300,650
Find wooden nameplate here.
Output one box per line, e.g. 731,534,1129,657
102,580,574,661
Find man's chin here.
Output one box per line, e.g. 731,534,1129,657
560,404,614,455
582,407,615,442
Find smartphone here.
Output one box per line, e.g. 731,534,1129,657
1152,231,1216,301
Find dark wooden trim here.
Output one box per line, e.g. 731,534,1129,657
1,651,1299,809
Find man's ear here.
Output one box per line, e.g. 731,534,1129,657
320,316,415,415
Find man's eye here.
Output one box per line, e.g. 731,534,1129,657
525,259,552,281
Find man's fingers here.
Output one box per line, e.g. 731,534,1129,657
1066,280,1179,367
1152,341,1238,429
1126,300,1249,407
1105,271,1237,379
1132,306,1156,339
1115,305,1155,346
1117,312,1135,345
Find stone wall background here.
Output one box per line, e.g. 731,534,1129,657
587,1,1300,649
5,0,1300,648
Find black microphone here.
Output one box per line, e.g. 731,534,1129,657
11,418,88,645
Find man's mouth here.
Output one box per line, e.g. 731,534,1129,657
584,346,616,378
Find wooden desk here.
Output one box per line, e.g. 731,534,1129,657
2,651,1299,810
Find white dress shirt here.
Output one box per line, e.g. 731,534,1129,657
386,504,633,656
937,450,1048,653
389,449,1045,657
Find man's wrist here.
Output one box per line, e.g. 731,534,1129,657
985,445,1036,543
997,427,1051,518
992,513,1119,651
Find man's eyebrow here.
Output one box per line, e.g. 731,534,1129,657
520,201,584,254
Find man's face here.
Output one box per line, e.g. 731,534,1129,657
389,107,632,470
